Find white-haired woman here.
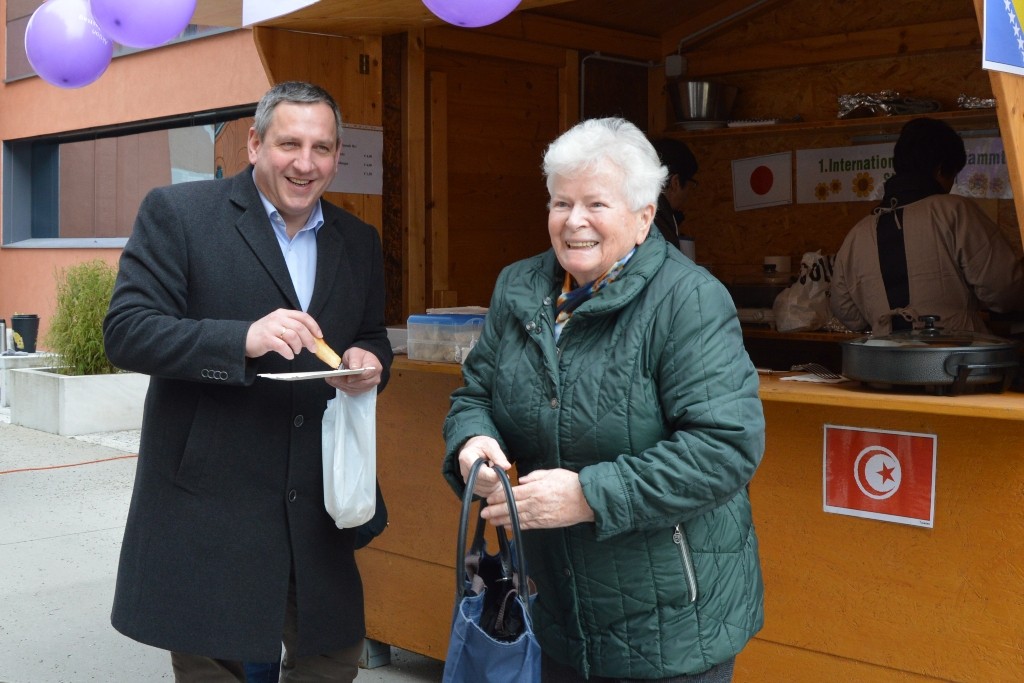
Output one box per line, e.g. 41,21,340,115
442,117,766,682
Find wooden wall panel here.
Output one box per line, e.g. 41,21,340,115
692,0,975,50
423,50,562,308
744,399,1024,681
402,31,428,319
381,34,407,325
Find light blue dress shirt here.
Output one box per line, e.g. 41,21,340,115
254,179,324,313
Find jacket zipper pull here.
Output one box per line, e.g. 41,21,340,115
673,523,698,604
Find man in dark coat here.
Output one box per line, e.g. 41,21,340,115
103,81,393,681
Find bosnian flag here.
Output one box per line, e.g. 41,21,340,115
982,0,1024,76
823,425,936,528
731,152,792,211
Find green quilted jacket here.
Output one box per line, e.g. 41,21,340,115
442,233,765,679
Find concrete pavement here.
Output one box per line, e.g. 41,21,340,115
0,407,445,683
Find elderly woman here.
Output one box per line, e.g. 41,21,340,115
442,118,765,682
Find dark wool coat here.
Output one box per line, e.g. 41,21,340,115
443,234,765,679
104,168,393,661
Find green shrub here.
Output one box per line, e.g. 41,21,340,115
45,260,119,376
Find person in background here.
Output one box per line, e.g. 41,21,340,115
442,117,765,682
650,137,699,255
103,81,392,682
831,116,1024,335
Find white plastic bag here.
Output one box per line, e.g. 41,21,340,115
322,388,377,529
772,250,834,332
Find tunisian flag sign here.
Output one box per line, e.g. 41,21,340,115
823,425,936,528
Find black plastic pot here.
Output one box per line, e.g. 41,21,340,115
841,316,1020,395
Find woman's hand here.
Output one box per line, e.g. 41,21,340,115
482,468,595,530
458,435,510,498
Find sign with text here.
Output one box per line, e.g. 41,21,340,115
328,124,383,196
796,138,1011,204
823,425,936,528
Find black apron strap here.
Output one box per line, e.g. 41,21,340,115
875,209,912,331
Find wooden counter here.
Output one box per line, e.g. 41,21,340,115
359,359,1024,681
741,326,860,371
357,358,464,660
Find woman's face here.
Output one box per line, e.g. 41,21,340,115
548,162,654,284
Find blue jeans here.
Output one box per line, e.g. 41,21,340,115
243,660,281,683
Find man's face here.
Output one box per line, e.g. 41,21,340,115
664,174,694,213
248,101,340,233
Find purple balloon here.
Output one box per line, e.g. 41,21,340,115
422,0,521,28
24,0,113,89
90,0,197,49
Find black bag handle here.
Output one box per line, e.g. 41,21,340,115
468,498,514,581
455,458,531,617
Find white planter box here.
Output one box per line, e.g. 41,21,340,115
8,367,149,436
0,353,57,407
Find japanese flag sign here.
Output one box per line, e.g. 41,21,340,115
731,152,793,211
823,425,936,528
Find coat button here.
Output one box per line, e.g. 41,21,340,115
293,415,304,427
549,398,558,409
288,489,297,503
526,321,537,332
563,567,572,577
543,297,552,306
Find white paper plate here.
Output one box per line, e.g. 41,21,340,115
258,367,374,381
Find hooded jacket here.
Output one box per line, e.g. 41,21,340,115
443,233,765,679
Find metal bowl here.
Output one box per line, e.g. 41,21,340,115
668,80,738,122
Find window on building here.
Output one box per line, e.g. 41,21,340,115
3,107,256,247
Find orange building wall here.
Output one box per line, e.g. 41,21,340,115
0,28,270,344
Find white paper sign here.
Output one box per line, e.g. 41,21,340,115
328,124,384,196
795,142,893,204
795,138,1011,204
956,137,1012,199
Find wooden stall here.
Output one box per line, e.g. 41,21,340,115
238,0,1024,680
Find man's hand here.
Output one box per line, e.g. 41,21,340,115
324,348,382,395
246,309,321,360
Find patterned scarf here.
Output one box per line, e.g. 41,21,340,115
554,248,635,330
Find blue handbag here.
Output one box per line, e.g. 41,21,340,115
442,459,541,683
